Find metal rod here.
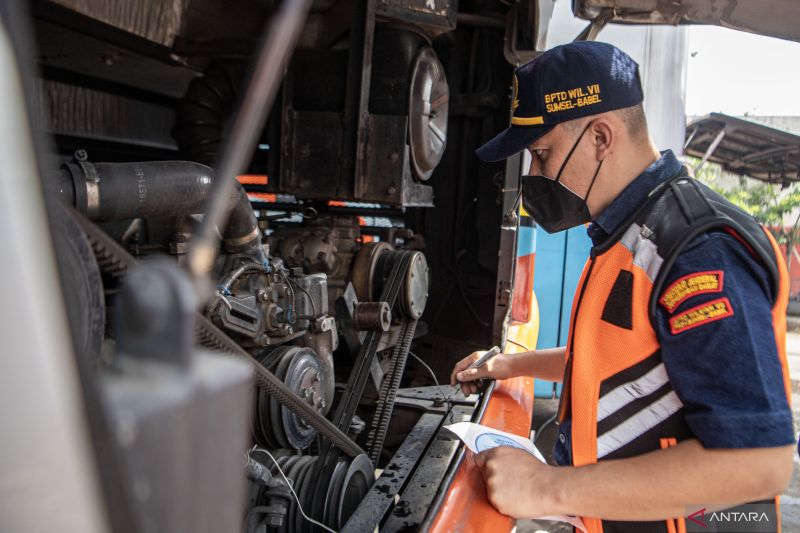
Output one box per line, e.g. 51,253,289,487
187,0,311,279
683,127,698,151
694,127,726,174
574,8,612,42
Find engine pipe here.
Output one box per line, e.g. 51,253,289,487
53,157,265,258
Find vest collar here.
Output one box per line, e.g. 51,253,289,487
589,150,684,246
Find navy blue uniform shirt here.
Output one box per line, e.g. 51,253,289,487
553,150,794,466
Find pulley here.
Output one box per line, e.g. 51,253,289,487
254,346,326,450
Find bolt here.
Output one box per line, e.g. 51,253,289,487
389,152,399,162
257,289,269,302
313,371,320,382
74,149,88,161
386,184,397,195
320,399,326,409
259,334,269,344
302,388,312,398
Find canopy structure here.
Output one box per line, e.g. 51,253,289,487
684,113,800,184
573,0,800,43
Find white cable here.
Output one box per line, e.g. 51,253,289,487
258,448,338,533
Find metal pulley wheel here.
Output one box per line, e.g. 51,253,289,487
247,453,374,532
353,245,430,319
397,251,429,320
254,346,326,450
351,241,392,303
329,453,373,528
306,454,374,532
372,250,430,320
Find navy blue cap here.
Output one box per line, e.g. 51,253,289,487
476,41,643,162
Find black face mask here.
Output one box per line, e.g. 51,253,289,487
520,123,603,234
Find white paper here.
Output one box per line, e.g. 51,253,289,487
445,422,587,532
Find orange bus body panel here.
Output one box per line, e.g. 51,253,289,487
429,208,539,533
428,374,535,533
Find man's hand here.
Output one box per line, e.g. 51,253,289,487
474,447,557,518
450,350,514,395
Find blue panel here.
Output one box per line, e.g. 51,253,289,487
534,379,556,398
558,227,592,346
531,228,565,398
531,225,591,399
532,228,566,350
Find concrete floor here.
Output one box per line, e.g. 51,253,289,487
516,331,800,533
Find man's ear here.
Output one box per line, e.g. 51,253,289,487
589,117,614,161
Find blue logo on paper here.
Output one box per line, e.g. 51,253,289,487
475,433,527,453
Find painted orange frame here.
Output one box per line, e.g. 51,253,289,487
427,294,540,532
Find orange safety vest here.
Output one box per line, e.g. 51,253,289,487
558,172,792,533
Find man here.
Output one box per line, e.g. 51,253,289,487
450,41,794,532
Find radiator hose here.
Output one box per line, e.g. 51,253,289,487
51,156,265,259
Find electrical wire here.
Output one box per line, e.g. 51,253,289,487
408,351,451,402
277,271,297,324
258,448,338,533
286,276,317,317
533,412,558,445
408,351,459,424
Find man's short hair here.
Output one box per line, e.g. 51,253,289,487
615,103,648,139
562,103,648,141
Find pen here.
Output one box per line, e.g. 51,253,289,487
465,345,501,371
454,345,502,392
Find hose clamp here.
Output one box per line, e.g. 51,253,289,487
74,150,100,219
224,226,261,249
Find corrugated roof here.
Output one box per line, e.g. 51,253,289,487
684,113,800,184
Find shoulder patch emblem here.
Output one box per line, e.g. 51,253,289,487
659,271,723,313
669,297,734,335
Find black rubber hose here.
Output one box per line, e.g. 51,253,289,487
56,160,263,255
172,61,244,166
224,183,263,255
62,160,214,221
